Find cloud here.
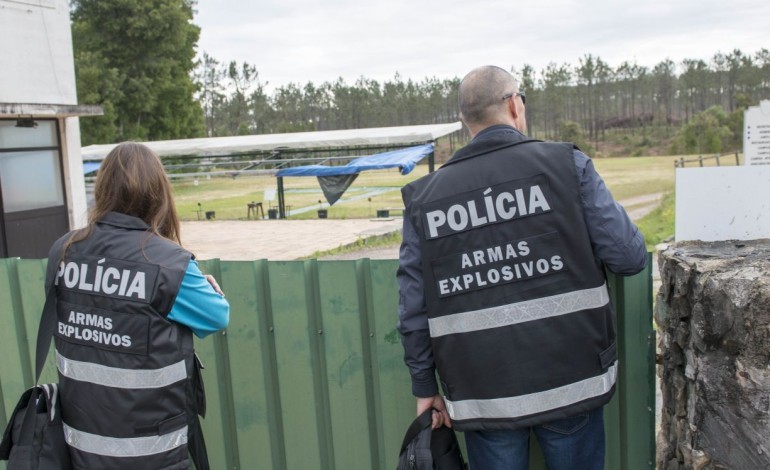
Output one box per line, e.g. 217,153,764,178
194,0,770,89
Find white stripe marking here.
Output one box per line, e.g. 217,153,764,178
445,362,617,421
429,283,610,337
56,351,186,389
63,423,187,457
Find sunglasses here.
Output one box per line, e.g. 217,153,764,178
501,91,526,106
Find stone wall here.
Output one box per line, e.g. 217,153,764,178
656,240,770,469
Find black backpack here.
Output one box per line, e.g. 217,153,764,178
397,409,467,470
0,384,71,470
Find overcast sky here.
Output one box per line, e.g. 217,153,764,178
194,0,769,90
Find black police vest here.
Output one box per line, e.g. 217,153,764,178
45,212,205,469
402,136,617,431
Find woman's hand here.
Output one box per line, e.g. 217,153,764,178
204,274,224,296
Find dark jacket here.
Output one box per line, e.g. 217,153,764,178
46,212,207,469
402,135,618,431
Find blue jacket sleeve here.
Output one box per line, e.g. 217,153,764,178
167,259,230,338
574,150,648,275
396,215,438,398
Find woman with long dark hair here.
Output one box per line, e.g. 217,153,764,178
46,142,228,469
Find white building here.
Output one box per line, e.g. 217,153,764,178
0,0,100,258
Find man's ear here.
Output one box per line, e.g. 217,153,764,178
459,112,471,131
508,97,519,120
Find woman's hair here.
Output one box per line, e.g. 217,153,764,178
66,142,182,251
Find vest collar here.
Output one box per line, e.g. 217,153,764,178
444,125,540,168
97,212,150,231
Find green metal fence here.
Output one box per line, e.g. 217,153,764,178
0,257,654,469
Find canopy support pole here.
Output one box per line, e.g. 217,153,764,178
277,177,286,219
428,141,435,173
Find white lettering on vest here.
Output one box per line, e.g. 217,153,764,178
424,185,550,239
436,255,566,296
55,260,149,300
461,241,531,269
57,321,133,348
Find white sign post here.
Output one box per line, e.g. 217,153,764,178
744,100,770,166
675,101,770,241
676,166,770,241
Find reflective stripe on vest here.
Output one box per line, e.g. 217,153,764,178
428,283,609,337
56,350,187,389
445,361,617,421
63,423,188,457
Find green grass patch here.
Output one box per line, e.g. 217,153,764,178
302,230,403,259
636,191,675,250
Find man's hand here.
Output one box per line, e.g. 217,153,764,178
416,395,451,429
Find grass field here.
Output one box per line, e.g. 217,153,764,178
173,154,736,221
173,169,422,221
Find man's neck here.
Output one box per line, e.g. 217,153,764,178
472,124,522,142
468,119,519,139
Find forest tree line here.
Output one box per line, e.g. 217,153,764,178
72,0,770,156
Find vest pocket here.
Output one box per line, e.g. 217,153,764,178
158,413,187,435
599,340,617,370
135,412,186,436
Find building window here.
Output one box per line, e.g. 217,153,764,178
0,120,64,213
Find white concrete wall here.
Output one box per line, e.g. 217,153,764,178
1,0,87,232
0,0,77,105
61,117,88,228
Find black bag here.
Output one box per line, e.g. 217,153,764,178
0,384,71,470
397,408,467,470
0,283,72,469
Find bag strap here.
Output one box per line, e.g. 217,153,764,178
40,383,59,422
188,417,210,470
34,281,58,383
399,408,433,454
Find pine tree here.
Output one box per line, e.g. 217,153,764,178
72,0,203,144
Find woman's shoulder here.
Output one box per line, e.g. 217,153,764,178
144,234,193,265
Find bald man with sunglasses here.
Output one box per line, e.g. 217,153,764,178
397,65,646,470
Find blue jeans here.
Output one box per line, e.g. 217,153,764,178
464,407,605,470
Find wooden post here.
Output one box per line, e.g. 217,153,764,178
715,153,721,166
698,155,704,167
735,152,740,165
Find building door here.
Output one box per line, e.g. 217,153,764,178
0,119,69,258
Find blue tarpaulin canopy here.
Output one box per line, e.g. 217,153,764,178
275,144,434,206
80,123,461,217
275,143,434,177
